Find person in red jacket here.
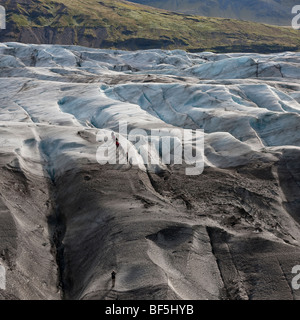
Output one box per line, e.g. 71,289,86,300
112,132,120,148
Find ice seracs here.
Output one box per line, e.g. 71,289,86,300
0,43,300,175
1,43,300,300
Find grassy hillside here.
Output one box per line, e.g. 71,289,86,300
1,0,300,52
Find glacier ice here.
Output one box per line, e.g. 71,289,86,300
1,43,300,300
0,43,300,174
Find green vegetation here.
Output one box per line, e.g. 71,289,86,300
2,0,300,52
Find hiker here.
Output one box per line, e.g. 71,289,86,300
116,137,120,148
111,132,120,148
111,271,116,287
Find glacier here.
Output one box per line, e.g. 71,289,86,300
0,42,300,300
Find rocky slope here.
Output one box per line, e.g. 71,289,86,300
0,43,300,300
0,0,300,53
131,0,298,26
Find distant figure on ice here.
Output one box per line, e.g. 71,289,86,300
116,137,120,148
111,271,116,288
111,132,120,148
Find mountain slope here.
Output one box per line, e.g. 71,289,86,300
130,0,298,26
0,0,300,52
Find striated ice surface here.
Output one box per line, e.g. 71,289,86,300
1,43,300,300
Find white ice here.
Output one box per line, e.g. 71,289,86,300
0,43,300,177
